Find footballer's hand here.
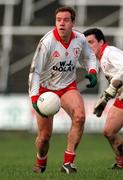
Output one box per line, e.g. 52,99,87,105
32,102,48,118
94,84,118,117
93,94,108,117
31,95,48,118
85,74,97,88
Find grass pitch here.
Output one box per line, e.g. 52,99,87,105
0,132,123,180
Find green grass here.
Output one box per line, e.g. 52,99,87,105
0,132,123,180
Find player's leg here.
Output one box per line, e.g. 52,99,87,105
103,105,123,169
33,112,53,173
60,89,85,173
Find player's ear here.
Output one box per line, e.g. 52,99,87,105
99,39,104,46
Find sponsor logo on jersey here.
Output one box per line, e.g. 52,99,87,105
52,60,75,72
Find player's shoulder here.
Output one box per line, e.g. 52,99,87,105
104,45,123,60
105,45,122,54
39,30,54,46
73,29,86,38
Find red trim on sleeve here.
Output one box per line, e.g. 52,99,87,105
113,98,123,109
31,95,39,103
89,69,97,74
53,27,75,49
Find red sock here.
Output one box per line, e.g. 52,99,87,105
64,150,76,164
116,156,123,167
36,154,47,167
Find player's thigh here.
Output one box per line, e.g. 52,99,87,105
104,105,123,133
36,112,53,134
61,89,85,119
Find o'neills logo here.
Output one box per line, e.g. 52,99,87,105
52,51,60,57
74,48,80,57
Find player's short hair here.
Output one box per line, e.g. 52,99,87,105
83,28,106,43
55,6,76,22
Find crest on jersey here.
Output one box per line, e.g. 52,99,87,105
52,51,60,57
74,48,80,57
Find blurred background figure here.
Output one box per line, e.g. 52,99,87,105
83,27,123,169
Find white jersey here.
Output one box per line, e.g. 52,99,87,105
100,45,123,82
29,28,98,97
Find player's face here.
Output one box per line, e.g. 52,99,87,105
56,11,74,42
85,34,103,59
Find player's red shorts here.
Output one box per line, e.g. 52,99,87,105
31,81,78,103
39,81,78,97
113,98,123,109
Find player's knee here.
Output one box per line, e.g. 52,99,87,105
103,127,114,140
37,131,51,144
73,108,85,125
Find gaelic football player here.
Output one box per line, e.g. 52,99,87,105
84,28,123,169
29,6,98,174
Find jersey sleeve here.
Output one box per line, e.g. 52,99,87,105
28,40,48,97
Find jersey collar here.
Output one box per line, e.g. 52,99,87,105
99,43,108,61
53,27,75,49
